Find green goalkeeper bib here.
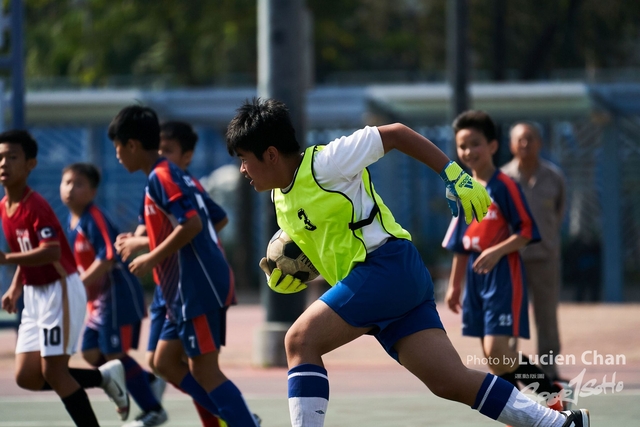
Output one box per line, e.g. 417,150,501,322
273,145,411,285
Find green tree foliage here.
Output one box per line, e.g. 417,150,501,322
309,0,640,83
308,0,447,83
25,0,257,86
21,0,640,87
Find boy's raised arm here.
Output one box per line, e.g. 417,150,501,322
378,123,491,224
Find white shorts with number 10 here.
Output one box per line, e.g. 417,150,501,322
15,273,87,357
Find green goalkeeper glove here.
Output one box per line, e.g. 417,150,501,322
440,161,492,224
259,257,308,294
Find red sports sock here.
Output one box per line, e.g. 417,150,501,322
194,400,223,427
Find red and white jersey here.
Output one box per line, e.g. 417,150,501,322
1,187,77,285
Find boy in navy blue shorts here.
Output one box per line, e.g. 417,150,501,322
109,105,258,427
226,98,589,427
443,110,572,413
116,121,231,427
61,162,168,426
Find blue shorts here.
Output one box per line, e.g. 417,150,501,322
81,321,141,355
147,286,167,352
320,238,444,362
462,252,530,338
158,316,179,342
159,308,227,358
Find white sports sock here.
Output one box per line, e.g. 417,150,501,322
288,396,328,427
287,364,330,427
497,388,566,427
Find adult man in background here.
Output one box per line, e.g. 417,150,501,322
501,122,566,382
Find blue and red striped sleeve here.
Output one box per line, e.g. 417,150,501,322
86,205,116,261
149,160,198,224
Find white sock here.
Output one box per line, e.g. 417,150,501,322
288,396,328,427
288,364,329,427
497,388,567,427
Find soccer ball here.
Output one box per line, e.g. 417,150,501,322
266,229,320,282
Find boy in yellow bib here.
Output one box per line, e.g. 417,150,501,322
225,98,589,427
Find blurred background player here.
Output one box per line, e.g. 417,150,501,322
443,111,568,411
60,162,168,427
116,121,232,427
0,130,128,427
501,122,567,383
109,105,259,427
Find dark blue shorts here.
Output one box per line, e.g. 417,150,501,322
147,286,167,352
81,321,141,355
159,308,227,358
158,315,179,342
320,239,444,362
462,252,529,338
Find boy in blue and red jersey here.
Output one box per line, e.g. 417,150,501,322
0,130,128,427
443,110,569,412
115,121,233,427
108,105,257,427
60,162,168,427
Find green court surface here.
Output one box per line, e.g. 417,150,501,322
0,303,638,426
0,389,639,426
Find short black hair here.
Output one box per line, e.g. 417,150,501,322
452,110,497,142
0,130,38,160
160,121,199,153
226,98,300,160
108,105,160,150
63,162,101,189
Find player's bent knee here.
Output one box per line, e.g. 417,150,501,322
15,370,44,391
153,358,172,380
41,365,72,389
284,326,312,358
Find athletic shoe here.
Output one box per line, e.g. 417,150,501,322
122,409,168,427
554,380,575,411
561,409,589,427
149,376,167,403
99,360,130,421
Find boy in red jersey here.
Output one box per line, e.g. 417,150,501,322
0,130,130,426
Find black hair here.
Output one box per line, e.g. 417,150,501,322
0,130,38,160
225,98,300,160
160,121,199,153
452,110,497,143
108,105,160,150
63,163,101,189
